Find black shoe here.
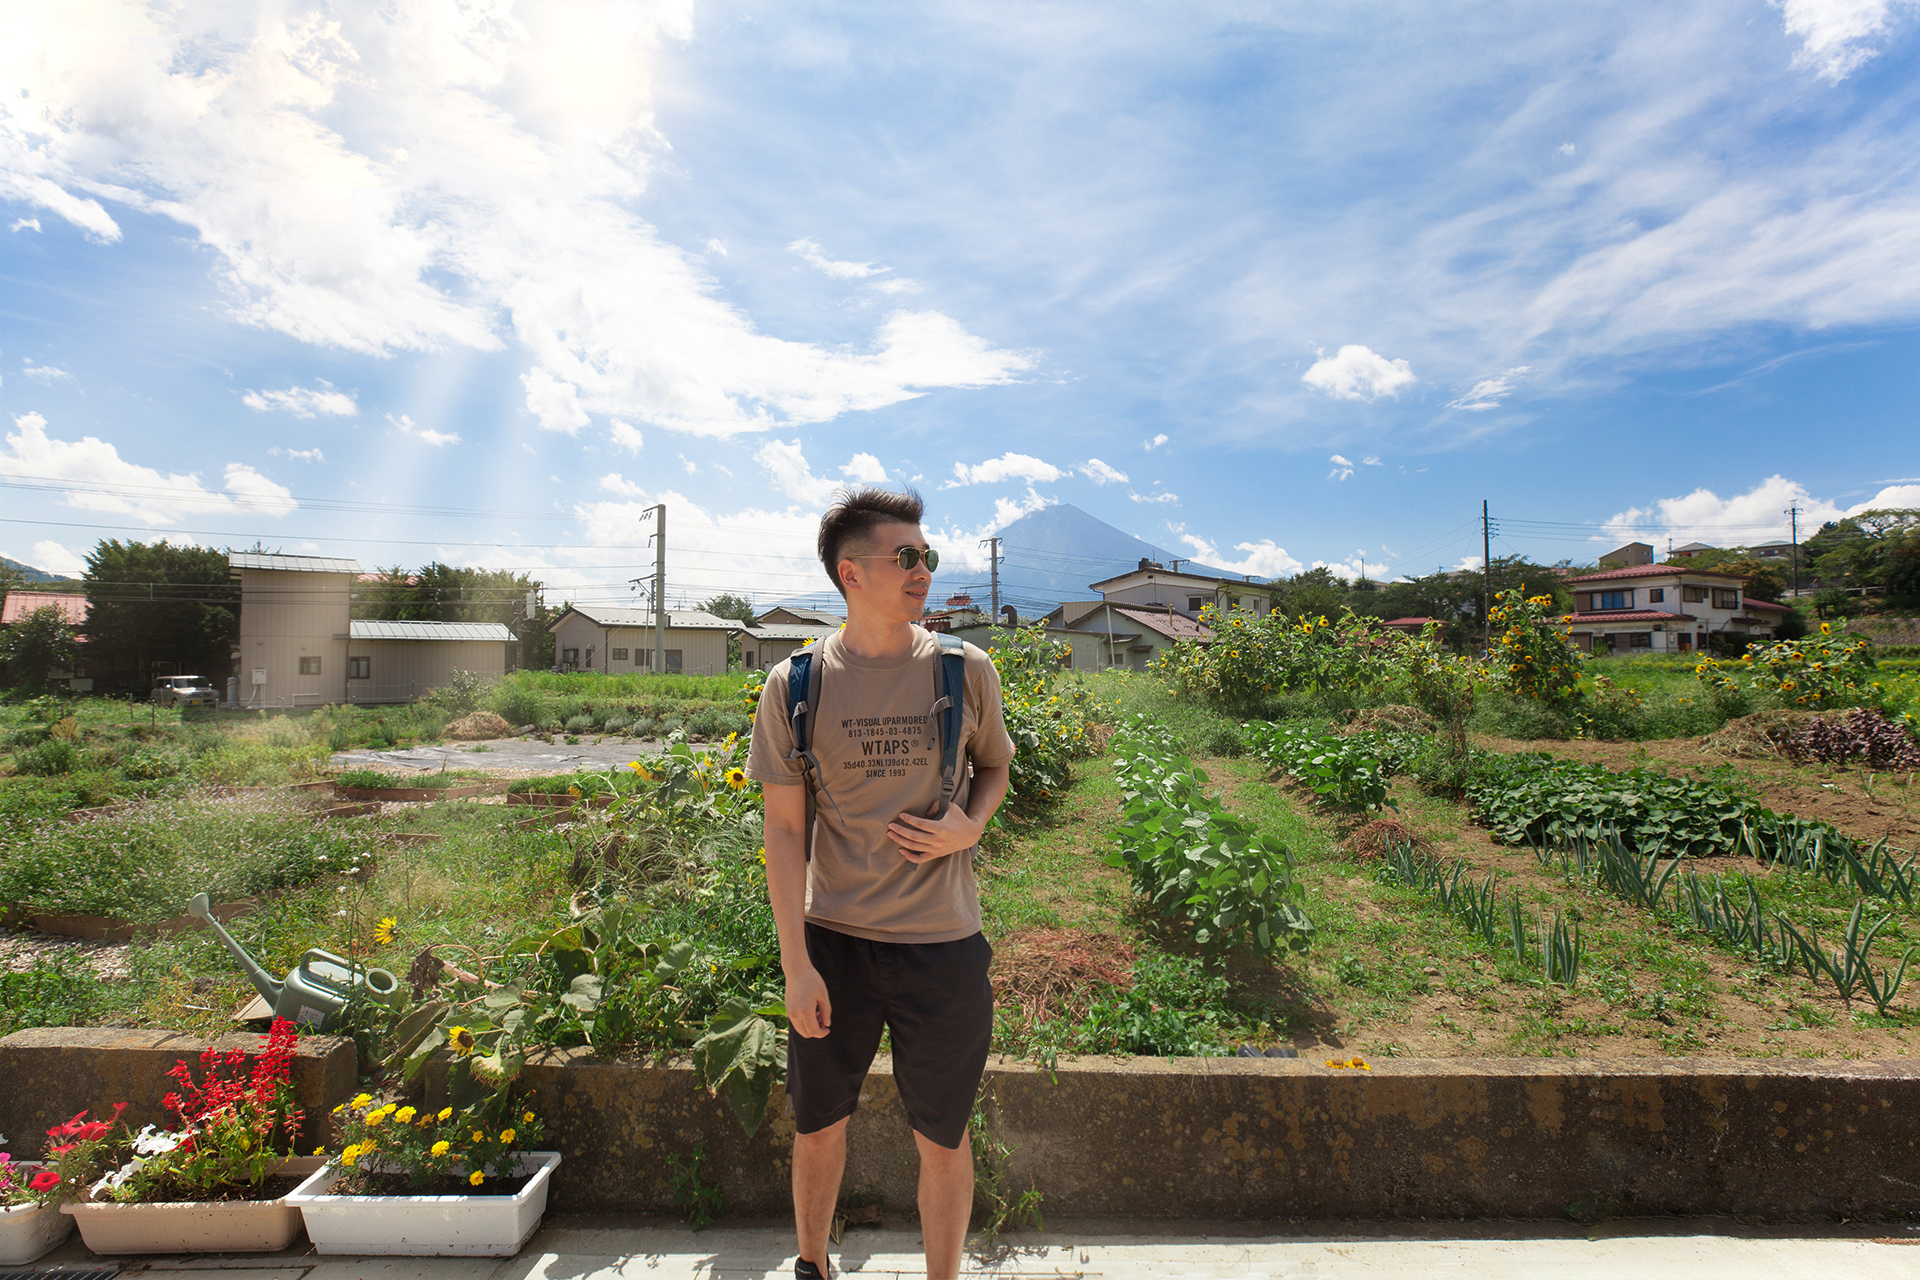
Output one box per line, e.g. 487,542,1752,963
796,1259,831,1279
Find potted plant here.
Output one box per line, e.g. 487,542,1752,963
50,1019,323,1254
288,1090,558,1257
0,1147,75,1264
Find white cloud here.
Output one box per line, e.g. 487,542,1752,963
991,489,1056,528
1129,489,1180,505
840,453,888,483
871,278,923,295
600,473,646,498
1363,456,1382,467
30,540,85,576
522,368,591,436
387,413,461,447
1302,345,1417,402
1,411,296,523
1078,458,1129,486
1178,534,1303,578
1447,367,1532,412
1776,0,1918,82
680,454,698,474
20,361,72,384
946,453,1065,487
705,239,727,257
242,382,356,417
268,446,326,463
756,438,842,506
610,420,645,454
10,218,41,233
1850,484,1920,512
1144,434,1168,451
1600,475,1844,549
0,5,1027,439
790,237,889,280
568,487,837,609
1556,143,1576,157
1329,455,1355,481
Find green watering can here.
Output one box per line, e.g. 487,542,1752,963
188,893,401,1032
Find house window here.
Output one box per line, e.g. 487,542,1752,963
1713,588,1740,609
611,648,629,662
1682,585,1708,603
666,649,683,672
1677,633,1693,652
561,648,579,666
1648,588,1664,603
299,656,322,676
1598,590,1631,610
1627,632,1652,649
348,656,370,679
1188,597,1203,612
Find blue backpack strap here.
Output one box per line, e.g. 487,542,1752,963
930,633,968,819
785,646,820,861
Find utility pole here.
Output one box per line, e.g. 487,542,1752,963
981,535,1001,620
642,503,667,673
1786,504,1802,599
1481,499,1493,648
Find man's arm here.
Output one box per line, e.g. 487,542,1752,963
885,762,1011,864
764,780,830,1038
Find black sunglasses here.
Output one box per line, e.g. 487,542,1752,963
849,546,940,573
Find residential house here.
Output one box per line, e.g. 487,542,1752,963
1029,600,1214,671
1381,616,1438,635
739,622,839,670
545,605,738,675
1561,564,1780,655
1668,542,1716,560
0,590,89,689
230,553,512,706
1598,542,1655,567
756,605,845,628
1749,541,1804,566
1087,559,1280,619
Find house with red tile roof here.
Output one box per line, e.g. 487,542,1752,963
1561,563,1785,655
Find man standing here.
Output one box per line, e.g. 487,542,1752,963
748,488,1014,1280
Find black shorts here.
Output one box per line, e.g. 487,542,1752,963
787,922,993,1150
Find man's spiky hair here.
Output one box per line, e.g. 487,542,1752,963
818,487,925,596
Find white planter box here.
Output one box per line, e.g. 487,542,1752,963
0,1188,75,1266
286,1150,560,1257
56,1156,323,1256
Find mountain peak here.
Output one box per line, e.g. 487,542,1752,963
939,502,1242,612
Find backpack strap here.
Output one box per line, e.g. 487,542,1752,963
785,646,821,862
928,633,968,819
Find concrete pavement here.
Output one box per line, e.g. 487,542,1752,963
25,1216,1920,1279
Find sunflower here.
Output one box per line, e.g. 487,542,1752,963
447,1026,477,1056
724,767,747,790
374,917,397,945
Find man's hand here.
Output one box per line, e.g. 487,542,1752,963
786,961,832,1038
886,799,986,865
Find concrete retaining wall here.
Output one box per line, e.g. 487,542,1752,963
435,1051,1920,1221
5,1030,1916,1221
0,1028,355,1155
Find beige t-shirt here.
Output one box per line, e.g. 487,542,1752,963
747,628,1016,945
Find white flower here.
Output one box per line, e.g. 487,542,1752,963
132,1126,182,1157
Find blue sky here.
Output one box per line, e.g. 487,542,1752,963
2,0,1917,611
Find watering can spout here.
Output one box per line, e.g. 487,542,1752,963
187,892,284,1006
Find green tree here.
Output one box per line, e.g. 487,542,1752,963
0,604,81,690
83,540,237,686
702,593,758,669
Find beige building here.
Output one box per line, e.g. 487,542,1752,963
546,606,738,675
230,553,511,707
1562,563,1783,655
739,623,838,669
1031,600,1215,671
1086,560,1280,619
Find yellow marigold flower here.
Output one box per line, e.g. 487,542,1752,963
470,1170,486,1186
374,917,397,945
472,1130,485,1143
448,1026,477,1056
567,785,581,798
352,1093,373,1107
431,1140,451,1157
365,1109,388,1127
439,1107,454,1122
395,1106,416,1124
500,1128,516,1144
523,1111,536,1125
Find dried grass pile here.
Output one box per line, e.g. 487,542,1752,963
445,711,514,740
1345,816,1423,861
989,927,1136,1023
1339,705,1434,736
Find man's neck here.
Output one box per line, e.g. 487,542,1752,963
837,612,919,660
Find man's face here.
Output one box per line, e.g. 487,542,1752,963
841,520,931,621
